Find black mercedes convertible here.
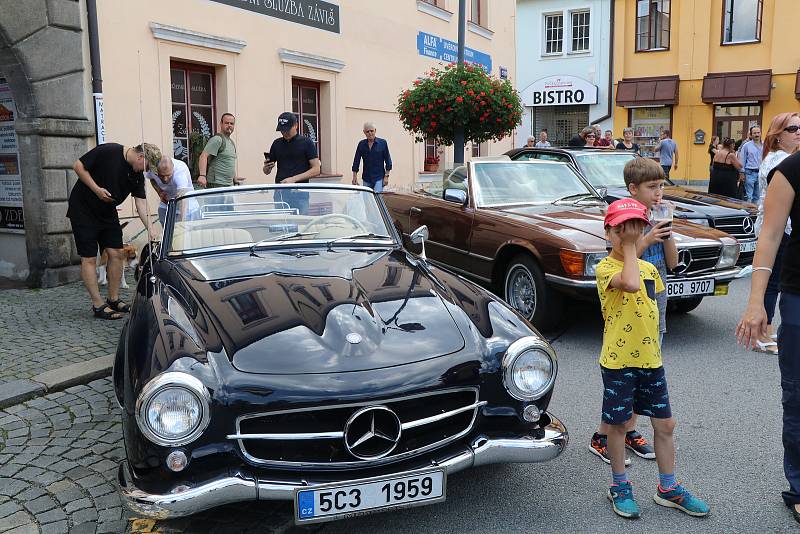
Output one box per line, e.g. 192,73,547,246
114,183,567,524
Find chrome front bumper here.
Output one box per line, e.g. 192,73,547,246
547,267,742,290
118,413,568,519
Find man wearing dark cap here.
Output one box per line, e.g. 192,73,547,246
263,112,321,214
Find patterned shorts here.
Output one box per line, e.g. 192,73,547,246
600,366,672,425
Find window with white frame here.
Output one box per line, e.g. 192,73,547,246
570,10,590,52
723,0,762,43
544,13,564,55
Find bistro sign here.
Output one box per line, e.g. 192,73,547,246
521,75,598,107
209,0,340,33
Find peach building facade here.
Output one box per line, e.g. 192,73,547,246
95,0,518,218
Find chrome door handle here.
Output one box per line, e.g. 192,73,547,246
410,207,422,214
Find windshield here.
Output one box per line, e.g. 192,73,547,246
573,153,636,188
168,187,392,255
471,162,597,206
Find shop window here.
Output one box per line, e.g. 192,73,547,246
469,0,486,27
291,79,321,155
629,107,672,158
636,0,670,51
424,137,440,166
544,13,564,55
532,105,589,146
170,62,215,166
722,0,762,43
570,10,590,53
471,142,483,158
714,104,762,144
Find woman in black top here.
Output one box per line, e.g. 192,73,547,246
615,128,640,153
707,136,719,170
708,137,743,198
738,151,800,524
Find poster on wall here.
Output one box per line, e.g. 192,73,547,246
0,77,24,231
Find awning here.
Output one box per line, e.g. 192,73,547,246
701,70,772,103
795,69,800,99
615,76,679,107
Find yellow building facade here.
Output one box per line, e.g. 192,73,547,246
612,0,800,183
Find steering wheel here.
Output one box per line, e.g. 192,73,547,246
302,213,369,237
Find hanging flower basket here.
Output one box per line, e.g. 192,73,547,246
397,63,523,146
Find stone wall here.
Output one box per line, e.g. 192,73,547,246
0,0,93,287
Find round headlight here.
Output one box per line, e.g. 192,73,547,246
502,338,557,401
136,373,210,446
146,388,202,440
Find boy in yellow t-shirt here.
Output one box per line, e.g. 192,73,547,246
597,199,709,520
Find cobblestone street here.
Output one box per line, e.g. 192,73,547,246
0,282,131,385
0,379,126,533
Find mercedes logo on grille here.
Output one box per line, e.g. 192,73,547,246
343,406,402,460
742,217,754,235
673,249,692,275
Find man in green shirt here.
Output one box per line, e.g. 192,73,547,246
198,113,241,188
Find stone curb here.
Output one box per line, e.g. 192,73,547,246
0,355,113,409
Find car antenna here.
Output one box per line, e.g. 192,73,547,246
137,50,157,289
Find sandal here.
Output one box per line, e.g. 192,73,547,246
753,339,779,355
106,298,131,313
93,304,123,320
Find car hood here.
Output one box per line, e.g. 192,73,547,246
486,202,608,241
484,201,728,245
606,187,754,218
173,248,466,374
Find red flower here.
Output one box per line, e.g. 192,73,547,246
419,106,425,112
436,81,442,86
461,80,467,85
480,91,486,97
430,121,438,127
507,104,513,108
446,107,453,111
437,99,443,104
467,90,474,95
456,97,463,103
489,89,494,94
413,80,421,86
496,118,502,122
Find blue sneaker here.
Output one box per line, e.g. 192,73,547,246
608,481,641,518
653,483,710,517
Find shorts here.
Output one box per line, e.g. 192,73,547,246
71,223,123,258
600,366,672,425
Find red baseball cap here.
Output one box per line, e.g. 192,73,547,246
604,198,651,228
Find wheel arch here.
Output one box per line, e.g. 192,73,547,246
492,241,543,290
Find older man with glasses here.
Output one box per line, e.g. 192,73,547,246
352,122,393,193
146,156,195,226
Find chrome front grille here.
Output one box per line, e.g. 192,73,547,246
712,216,756,240
228,388,483,469
674,245,720,276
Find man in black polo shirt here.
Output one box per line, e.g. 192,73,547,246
263,112,321,213
69,142,161,319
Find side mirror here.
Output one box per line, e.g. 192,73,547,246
444,188,468,206
410,225,429,260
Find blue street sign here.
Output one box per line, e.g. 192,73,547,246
416,31,492,73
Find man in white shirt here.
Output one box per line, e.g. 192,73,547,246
146,157,195,226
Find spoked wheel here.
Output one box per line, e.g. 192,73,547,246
503,254,563,331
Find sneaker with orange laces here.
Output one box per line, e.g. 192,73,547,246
590,432,632,465
625,430,656,459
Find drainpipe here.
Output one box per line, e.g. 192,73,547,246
591,0,615,125
86,0,105,144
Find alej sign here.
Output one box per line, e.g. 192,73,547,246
521,75,598,107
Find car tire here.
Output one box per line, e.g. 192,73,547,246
670,296,704,314
503,254,563,331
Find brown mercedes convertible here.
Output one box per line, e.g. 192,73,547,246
383,160,741,330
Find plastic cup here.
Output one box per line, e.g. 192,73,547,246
651,203,673,237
